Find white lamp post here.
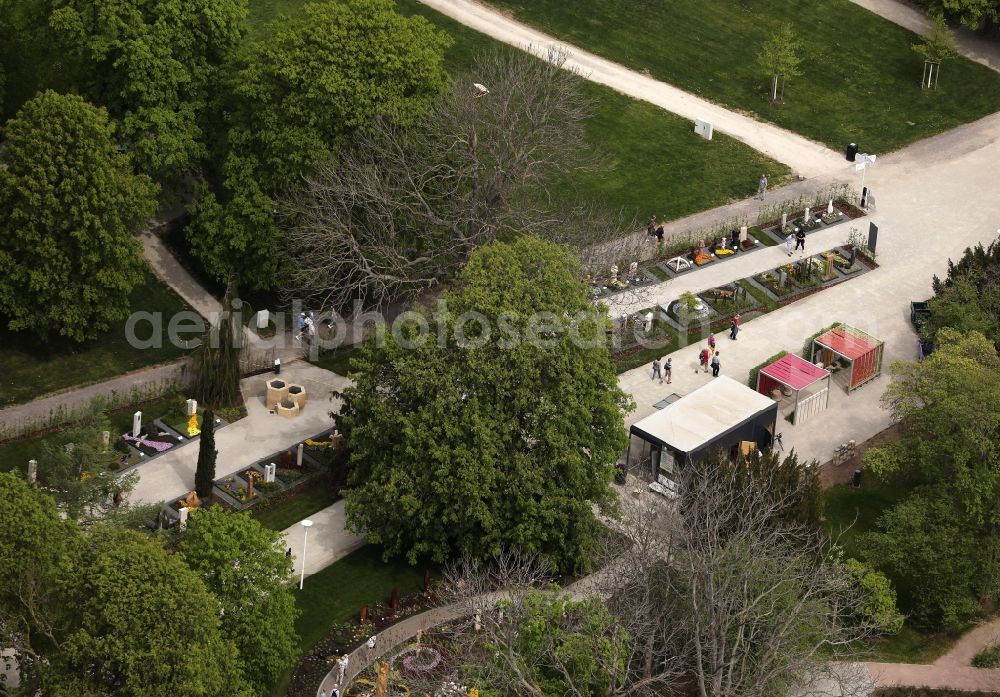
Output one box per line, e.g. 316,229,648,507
299,519,314,590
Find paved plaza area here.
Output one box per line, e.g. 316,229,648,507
618,109,1000,465
129,361,348,504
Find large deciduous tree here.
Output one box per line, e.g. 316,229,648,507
339,236,631,572
188,0,450,290
285,47,616,313
861,328,1000,626
43,526,252,697
0,473,77,690
47,0,247,181
0,90,155,342
180,507,299,693
663,455,880,697
917,0,1000,29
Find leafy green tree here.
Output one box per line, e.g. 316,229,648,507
863,329,1000,626
340,236,631,572
758,22,803,102
859,495,981,630
867,329,1000,529
43,526,252,697
918,0,999,29
228,0,450,194
194,409,218,500
913,15,959,88
180,507,299,693
0,91,155,342
188,0,450,289
38,401,140,525
47,0,247,181
926,276,998,341
844,558,905,635
0,473,77,689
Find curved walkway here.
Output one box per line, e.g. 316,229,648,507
863,616,1000,691
416,0,845,178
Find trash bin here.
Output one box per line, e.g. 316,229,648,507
846,143,858,162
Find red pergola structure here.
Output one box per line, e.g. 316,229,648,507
811,324,884,393
756,353,831,423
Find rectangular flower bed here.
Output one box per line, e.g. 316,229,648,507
752,270,795,298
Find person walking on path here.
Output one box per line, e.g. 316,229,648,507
647,215,657,240
699,346,711,373
729,313,740,340
708,333,716,351
795,228,806,255
651,358,662,383
664,357,672,384
711,351,721,377
786,232,795,257
337,654,349,684
756,173,768,200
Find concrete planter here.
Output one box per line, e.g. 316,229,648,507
287,384,307,410
276,399,300,418
266,379,288,409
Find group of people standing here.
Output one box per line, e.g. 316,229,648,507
653,313,741,383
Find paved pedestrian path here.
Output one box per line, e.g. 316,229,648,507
865,615,1000,692
0,359,187,434
416,0,845,178
848,0,1000,73
140,230,222,320
282,500,365,580
129,362,347,503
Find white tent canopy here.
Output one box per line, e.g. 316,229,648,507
630,376,777,457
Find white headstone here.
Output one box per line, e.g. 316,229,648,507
779,269,788,287
132,411,142,438
186,399,198,416
628,261,638,278
27,459,37,485
178,507,189,531
609,265,618,280
296,443,304,468
101,430,110,449
739,226,748,242
827,199,834,215
804,207,811,222
644,312,654,333
694,118,713,140
264,463,276,483
781,213,788,229
256,309,270,330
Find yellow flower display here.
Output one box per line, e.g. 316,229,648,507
187,413,201,437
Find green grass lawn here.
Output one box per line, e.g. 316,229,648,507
0,274,193,407
268,544,432,696
253,485,338,531
482,0,1000,153
313,345,364,376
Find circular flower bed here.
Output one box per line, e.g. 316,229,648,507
395,645,447,678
